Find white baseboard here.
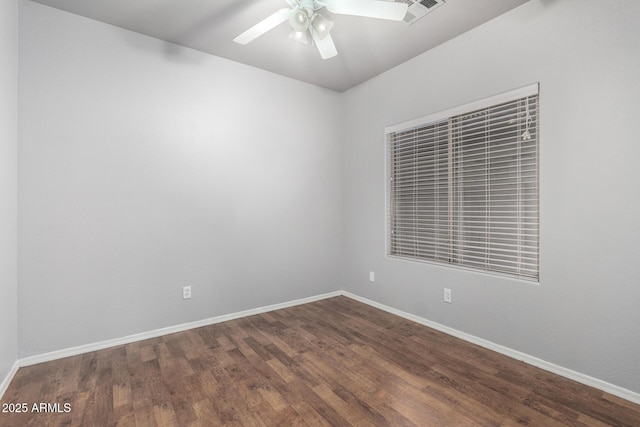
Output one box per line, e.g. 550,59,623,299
10,289,640,406
0,361,20,400
19,291,342,368
342,291,640,405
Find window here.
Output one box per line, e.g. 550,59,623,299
387,85,539,281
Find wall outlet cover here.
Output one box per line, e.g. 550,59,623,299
444,288,452,303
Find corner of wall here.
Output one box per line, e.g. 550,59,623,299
0,0,19,396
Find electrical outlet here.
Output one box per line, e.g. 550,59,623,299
444,288,452,303
369,271,375,282
183,285,192,300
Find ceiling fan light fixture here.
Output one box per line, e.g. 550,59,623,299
289,30,309,44
289,8,310,32
311,14,333,40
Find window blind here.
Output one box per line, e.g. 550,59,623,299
389,120,450,263
387,87,539,281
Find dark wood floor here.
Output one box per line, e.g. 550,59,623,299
2,296,639,426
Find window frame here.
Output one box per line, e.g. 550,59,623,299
385,84,540,282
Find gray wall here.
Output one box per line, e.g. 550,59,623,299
0,0,19,384
18,1,343,357
341,0,640,393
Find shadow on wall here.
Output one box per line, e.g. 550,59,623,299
118,0,256,64
539,0,561,6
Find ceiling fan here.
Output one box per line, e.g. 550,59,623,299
233,0,409,59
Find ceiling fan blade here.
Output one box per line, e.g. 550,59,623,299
326,0,408,21
233,8,290,45
311,29,337,60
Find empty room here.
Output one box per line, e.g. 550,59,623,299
1,0,639,425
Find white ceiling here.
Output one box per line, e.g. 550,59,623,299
29,0,528,92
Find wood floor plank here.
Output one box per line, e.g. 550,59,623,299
2,296,640,426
